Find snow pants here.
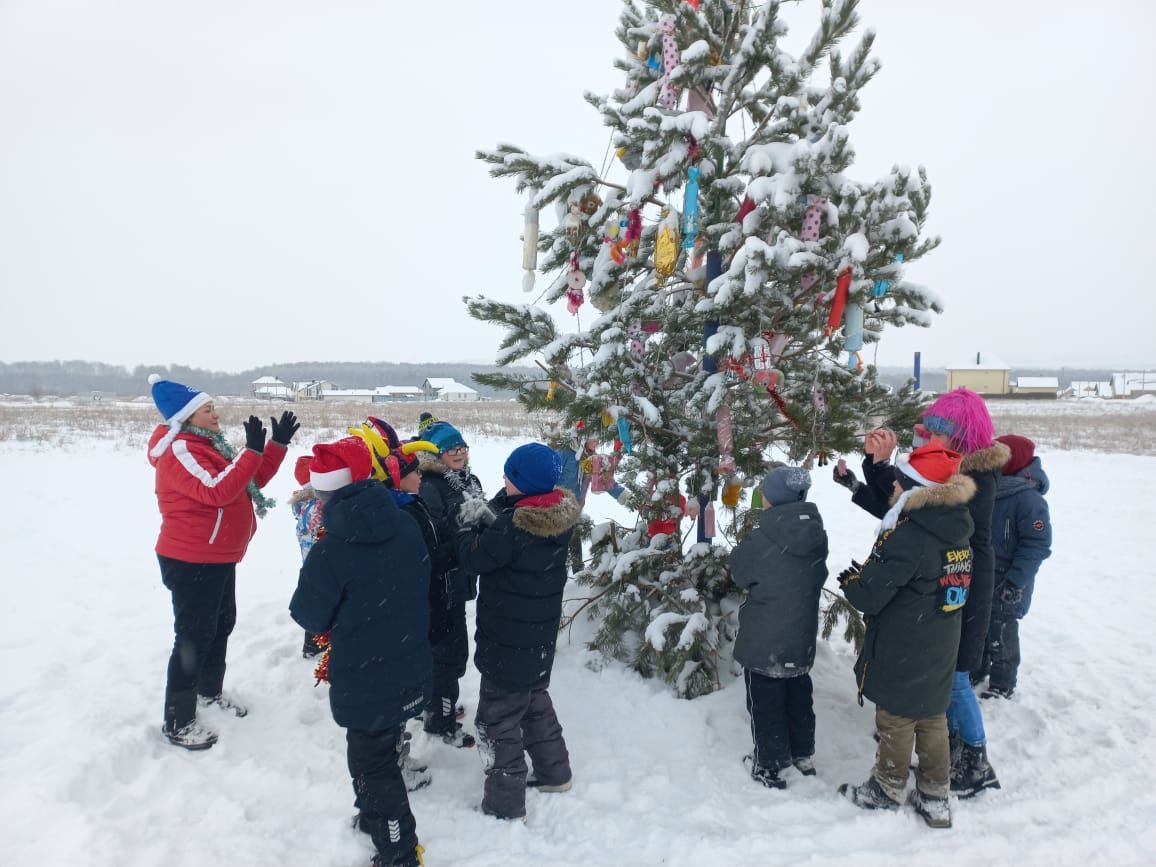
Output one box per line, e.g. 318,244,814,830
424,598,469,733
874,707,950,801
347,726,417,865
744,669,815,770
475,675,571,819
985,608,1021,691
158,555,236,731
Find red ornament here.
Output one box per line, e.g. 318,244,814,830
826,267,852,334
736,196,755,224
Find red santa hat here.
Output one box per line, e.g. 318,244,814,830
895,441,962,489
293,455,313,487
309,437,373,492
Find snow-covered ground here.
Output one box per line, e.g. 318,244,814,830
3,429,1155,866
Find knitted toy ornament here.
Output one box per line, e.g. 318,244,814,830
657,14,680,109
522,195,539,293
681,167,701,250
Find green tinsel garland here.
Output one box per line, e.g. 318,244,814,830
185,424,277,518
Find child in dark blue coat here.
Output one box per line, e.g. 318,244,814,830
289,437,432,867
456,442,581,822
729,466,828,789
979,434,1052,699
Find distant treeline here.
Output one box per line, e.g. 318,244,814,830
0,360,1114,400
0,361,540,399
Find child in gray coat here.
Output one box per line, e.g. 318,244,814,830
729,466,829,788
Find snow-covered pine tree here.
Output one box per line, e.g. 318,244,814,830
469,0,940,698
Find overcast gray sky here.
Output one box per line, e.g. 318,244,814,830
2,0,1153,374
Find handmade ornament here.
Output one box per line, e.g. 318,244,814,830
721,480,742,509
686,87,716,119
736,196,755,224
716,403,735,475
546,380,558,401
872,252,905,298
641,320,662,334
654,208,681,282
522,196,539,293
701,500,716,539
681,166,701,250
721,354,751,384
750,487,764,510
658,15,681,109
800,195,826,293
589,281,620,313
610,209,642,265
590,453,616,492
685,0,701,9
565,264,586,315
825,267,852,334
617,146,643,171
616,416,633,454
843,301,865,371
628,321,646,357
579,192,603,216
563,203,584,237
749,334,781,391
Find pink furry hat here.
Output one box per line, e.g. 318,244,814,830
922,387,994,455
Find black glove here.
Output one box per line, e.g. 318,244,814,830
836,560,863,588
996,581,1024,606
833,463,862,494
243,415,267,453
270,410,300,446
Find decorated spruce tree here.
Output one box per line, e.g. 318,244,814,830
469,0,940,697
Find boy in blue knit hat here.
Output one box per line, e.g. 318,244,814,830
456,442,582,821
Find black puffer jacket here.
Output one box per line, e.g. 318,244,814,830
730,501,829,677
456,488,581,690
955,441,1011,672
396,492,457,611
845,473,976,719
419,455,485,604
289,480,432,730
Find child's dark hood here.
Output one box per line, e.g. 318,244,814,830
320,480,400,544
751,501,826,557
960,441,1012,475
997,456,1050,498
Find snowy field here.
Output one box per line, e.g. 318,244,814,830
3,407,1156,866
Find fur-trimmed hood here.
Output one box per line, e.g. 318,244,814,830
289,485,317,507
509,488,582,538
960,441,1012,475
893,473,977,513
882,472,977,543
416,451,451,474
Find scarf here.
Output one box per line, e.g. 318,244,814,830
185,424,277,518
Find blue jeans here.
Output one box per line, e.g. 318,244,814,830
947,671,986,746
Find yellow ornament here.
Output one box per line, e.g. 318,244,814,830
721,480,743,509
654,208,680,283
546,381,558,401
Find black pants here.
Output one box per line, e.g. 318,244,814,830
475,675,571,818
424,599,468,733
986,611,1021,691
744,669,815,771
347,726,416,864
159,555,237,731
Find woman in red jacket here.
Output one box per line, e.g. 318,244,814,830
147,374,298,750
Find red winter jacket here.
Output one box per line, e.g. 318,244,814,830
148,425,287,564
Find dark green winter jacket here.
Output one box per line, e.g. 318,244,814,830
844,473,976,719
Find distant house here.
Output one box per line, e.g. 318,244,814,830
319,387,377,403
946,353,1010,395
292,380,331,401
1068,380,1112,399
1010,376,1059,398
251,376,292,400
1110,371,1156,398
373,386,423,403
421,377,479,402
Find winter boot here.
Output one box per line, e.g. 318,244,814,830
951,743,1001,798
742,754,787,790
907,788,952,829
527,776,572,793
370,843,425,867
792,756,817,777
430,722,475,749
948,729,963,772
838,777,900,811
162,720,218,751
981,685,1014,700
198,693,248,718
